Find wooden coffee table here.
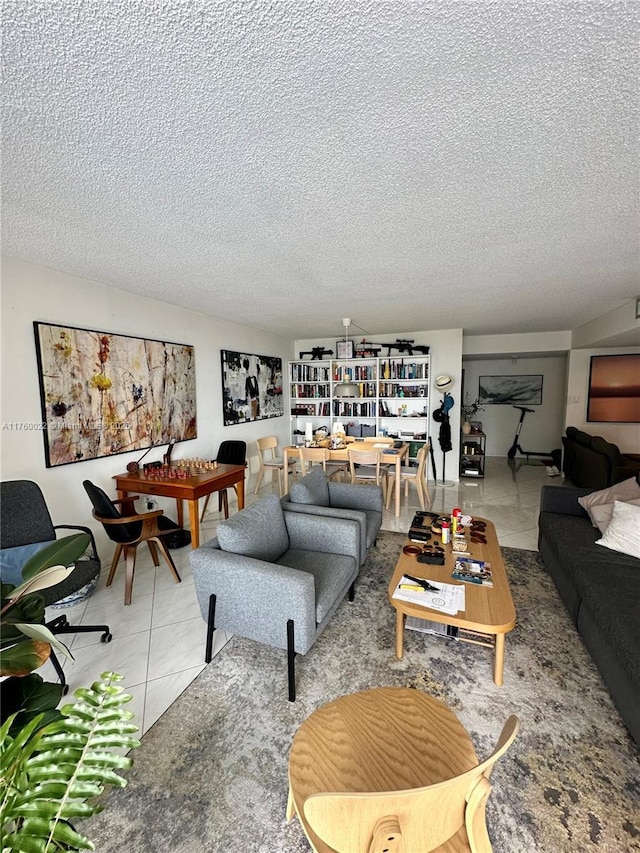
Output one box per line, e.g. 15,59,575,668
388,518,516,685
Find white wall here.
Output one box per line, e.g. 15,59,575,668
565,346,640,451
295,329,464,482
0,257,294,555
461,355,568,457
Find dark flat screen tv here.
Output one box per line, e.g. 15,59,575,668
586,353,640,423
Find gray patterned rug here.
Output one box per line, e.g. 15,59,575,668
85,532,640,852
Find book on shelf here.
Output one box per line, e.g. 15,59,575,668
452,558,493,587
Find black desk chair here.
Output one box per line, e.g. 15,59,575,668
83,480,182,606
200,440,247,522
0,480,111,693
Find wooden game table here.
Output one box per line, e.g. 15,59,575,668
113,463,246,549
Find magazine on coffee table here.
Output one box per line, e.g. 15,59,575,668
451,558,493,587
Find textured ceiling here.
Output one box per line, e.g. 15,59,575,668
2,0,639,340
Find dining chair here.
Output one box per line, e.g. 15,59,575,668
253,436,297,496
83,480,182,605
298,446,348,482
385,443,432,510
200,440,247,521
347,447,389,499
288,686,520,853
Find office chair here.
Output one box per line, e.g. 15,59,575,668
0,480,112,693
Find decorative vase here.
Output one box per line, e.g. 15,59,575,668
462,421,472,435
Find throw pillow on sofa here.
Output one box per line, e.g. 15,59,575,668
578,475,640,532
595,500,640,559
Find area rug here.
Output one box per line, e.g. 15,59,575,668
85,532,640,852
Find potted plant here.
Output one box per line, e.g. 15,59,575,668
0,534,140,850
460,395,485,434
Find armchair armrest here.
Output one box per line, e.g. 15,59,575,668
284,511,361,565
328,482,383,513
190,546,317,653
280,501,367,564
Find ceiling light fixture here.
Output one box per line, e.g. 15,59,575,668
333,318,360,398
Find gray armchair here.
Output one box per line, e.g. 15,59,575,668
190,494,361,701
281,466,383,565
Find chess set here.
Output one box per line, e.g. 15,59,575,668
142,458,218,479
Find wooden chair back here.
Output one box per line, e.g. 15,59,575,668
347,448,383,486
302,715,519,853
257,435,279,461
299,446,330,474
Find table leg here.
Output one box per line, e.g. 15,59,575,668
395,456,401,517
236,475,245,511
283,449,292,494
188,499,200,549
395,610,405,659
176,498,184,529
494,633,505,686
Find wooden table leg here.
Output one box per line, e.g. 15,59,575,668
176,498,184,529
236,475,245,510
394,456,401,517
395,610,405,659
283,449,292,495
188,499,200,549
494,633,505,686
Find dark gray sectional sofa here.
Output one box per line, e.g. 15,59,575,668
538,485,640,746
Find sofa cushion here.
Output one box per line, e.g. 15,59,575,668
590,435,623,467
573,429,593,447
289,467,330,507
596,501,640,559
217,495,289,562
578,476,640,531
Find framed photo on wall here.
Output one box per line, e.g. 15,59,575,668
478,374,543,406
587,354,640,423
336,339,355,359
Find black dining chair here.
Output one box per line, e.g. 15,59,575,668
200,440,247,522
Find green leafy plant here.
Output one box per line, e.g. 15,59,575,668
1,534,90,680
1,671,140,852
461,395,485,423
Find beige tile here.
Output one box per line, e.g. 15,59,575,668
142,665,205,734
147,616,208,681
151,580,200,628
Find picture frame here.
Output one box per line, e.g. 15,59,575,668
336,339,355,359
33,321,196,467
221,350,284,425
587,354,640,423
478,374,543,406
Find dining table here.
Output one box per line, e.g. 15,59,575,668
282,440,410,517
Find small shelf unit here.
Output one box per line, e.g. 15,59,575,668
459,430,486,479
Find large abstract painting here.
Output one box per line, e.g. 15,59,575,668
221,350,283,425
34,322,197,467
479,374,543,406
587,354,640,423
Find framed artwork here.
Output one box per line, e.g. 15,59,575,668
478,374,543,406
587,354,640,423
221,350,283,425
33,322,197,467
336,340,355,359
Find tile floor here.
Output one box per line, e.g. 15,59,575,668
41,456,565,734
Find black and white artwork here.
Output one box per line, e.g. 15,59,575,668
220,350,284,425
478,375,543,406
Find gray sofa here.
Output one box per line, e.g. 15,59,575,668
538,485,640,745
190,494,361,700
562,426,640,489
281,466,383,566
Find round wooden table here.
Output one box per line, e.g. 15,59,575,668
287,687,480,853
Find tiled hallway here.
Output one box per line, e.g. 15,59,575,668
41,456,564,734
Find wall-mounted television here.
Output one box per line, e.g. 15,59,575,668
587,354,640,423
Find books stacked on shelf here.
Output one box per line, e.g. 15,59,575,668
452,558,493,587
